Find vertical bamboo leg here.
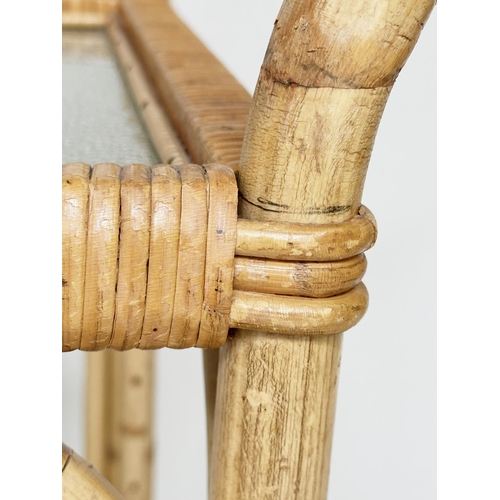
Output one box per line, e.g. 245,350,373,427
86,350,113,477
86,349,154,500
108,350,124,485
203,349,219,466
212,332,343,498
209,1,434,498
112,349,154,500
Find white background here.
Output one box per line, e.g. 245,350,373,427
61,1,437,499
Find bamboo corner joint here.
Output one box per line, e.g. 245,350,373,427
62,161,378,352
63,0,435,498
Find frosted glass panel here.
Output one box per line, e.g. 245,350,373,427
62,29,159,165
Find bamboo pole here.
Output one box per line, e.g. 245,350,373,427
203,349,219,474
63,443,123,500
86,350,113,477
108,350,154,500
210,1,435,499
87,349,154,500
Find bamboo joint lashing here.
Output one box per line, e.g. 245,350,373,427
62,162,376,351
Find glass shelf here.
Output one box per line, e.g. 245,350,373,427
62,29,159,166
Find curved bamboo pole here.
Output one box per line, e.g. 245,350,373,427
235,205,377,262
210,1,435,499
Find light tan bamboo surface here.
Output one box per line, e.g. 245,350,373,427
63,162,371,349
62,2,433,497
86,351,114,477
62,443,123,500
231,284,368,335
62,163,90,352
210,1,435,499
105,350,154,500
197,164,239,349
107,14,237,471
86,349,153,500
101,8,371,486
80,163,121,351
111,165,151,350
63,0,118,28
118,0,252,171
235,204,377,261
140,165,182,349
233,254,367,298
62,164,375,325
168,164,208,348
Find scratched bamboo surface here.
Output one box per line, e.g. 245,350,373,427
235,204,377,261
76,16,243,492
233,254,367,297
63,443,123,500
101,12,240,477
210,1,435,499
62,159,369,346
62,162,90,351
